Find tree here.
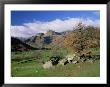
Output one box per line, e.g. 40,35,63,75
63,22,85,53
63,22,100,54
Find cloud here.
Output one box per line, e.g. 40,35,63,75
11,17,100,38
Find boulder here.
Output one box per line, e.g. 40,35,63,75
72,61,78,64
66,53,80,63
58,58,68,65
66,54,75,63
86,59,94,63
42,61,53,69
50,56,60,65
80,58,86,62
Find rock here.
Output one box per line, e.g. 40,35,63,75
77,56,80,60
72,61,78,64
58,58,68,65
81,58,86,62
66,53,80,63
66,54,75,63
42,61,53,69
64,60,69,65
86,59,94,63
50,56,60,65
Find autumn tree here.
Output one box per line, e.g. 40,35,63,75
63,22,85,53
63,22,100,54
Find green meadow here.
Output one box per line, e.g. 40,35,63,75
11,48,100,77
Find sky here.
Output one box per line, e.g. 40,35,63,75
11,11,100,38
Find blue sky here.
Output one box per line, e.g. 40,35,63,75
11,11,100,25
11,11,100,38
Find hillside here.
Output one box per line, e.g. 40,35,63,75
11,37,36,51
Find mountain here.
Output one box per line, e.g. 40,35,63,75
11,37,36,51
24,26,100,51
44,30,61,36
25,30,63,46
12,24,100,52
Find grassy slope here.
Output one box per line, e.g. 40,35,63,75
11,49,100,77
11,60,100,77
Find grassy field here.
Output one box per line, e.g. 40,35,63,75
11,48,100,77
11,60,100,77
11,48,68,63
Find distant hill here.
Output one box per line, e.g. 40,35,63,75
11,37,36,51
44,30,61,36
25,30,63,46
